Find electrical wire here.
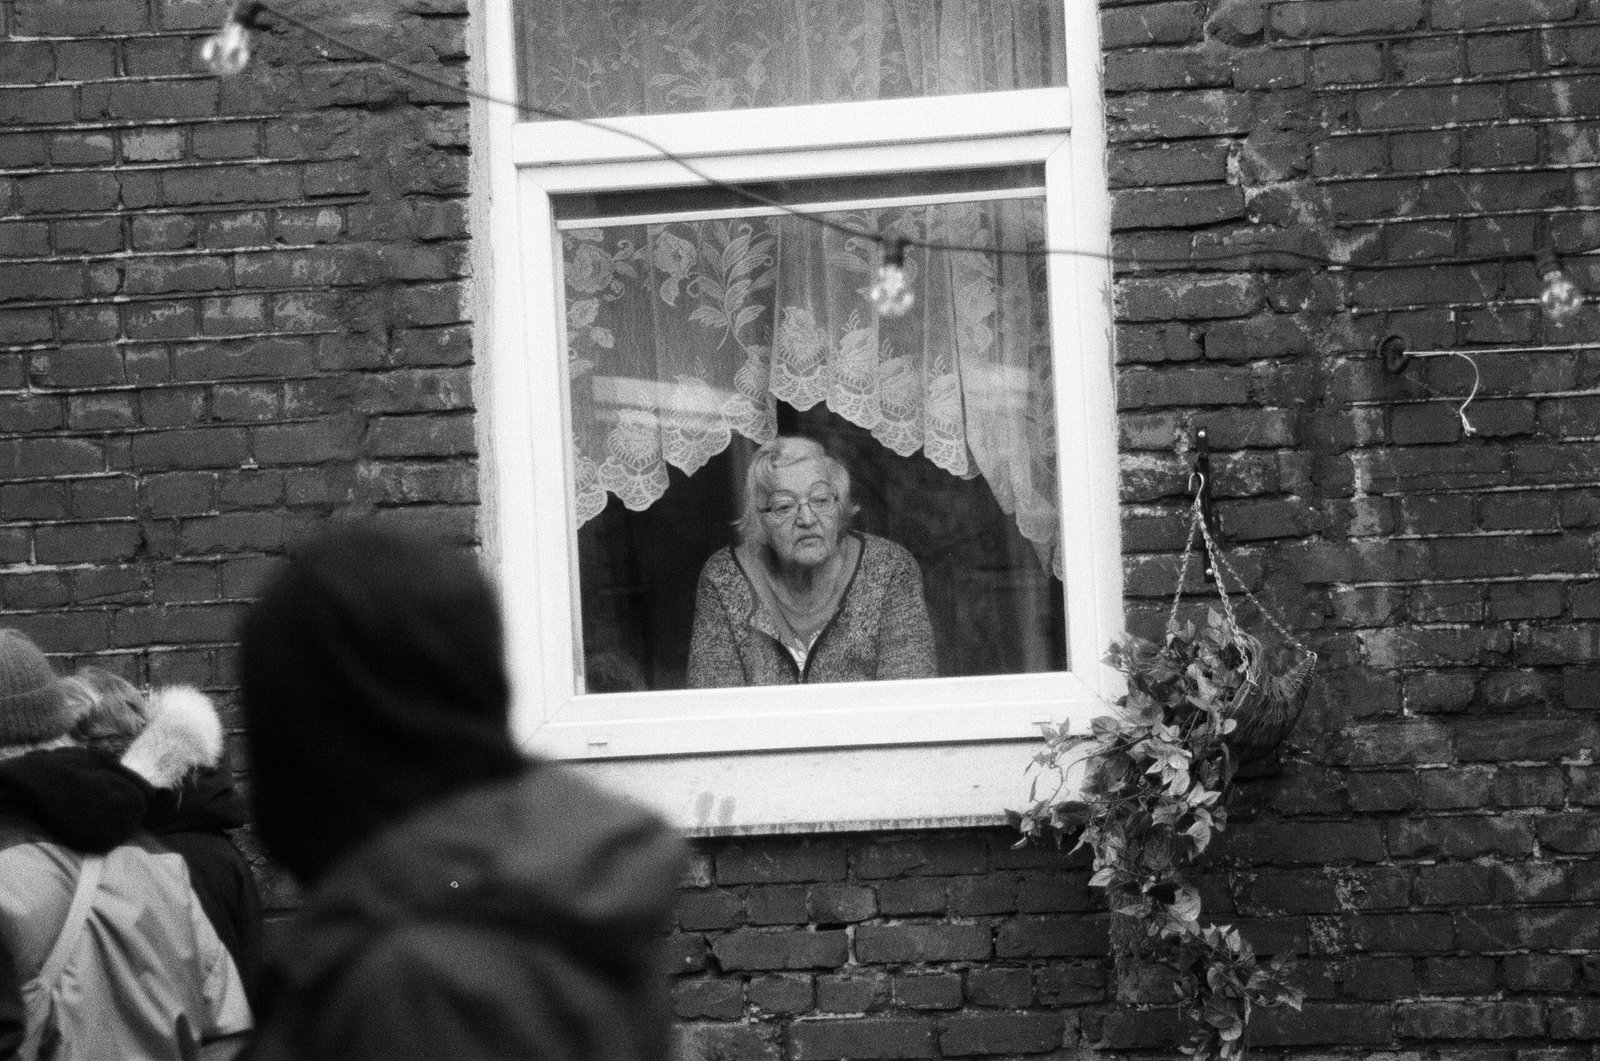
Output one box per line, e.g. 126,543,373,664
248,1,1568,277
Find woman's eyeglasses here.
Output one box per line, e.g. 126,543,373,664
761,492,839,522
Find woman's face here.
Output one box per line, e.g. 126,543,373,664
761,459,845,571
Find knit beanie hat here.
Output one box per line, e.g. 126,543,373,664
0,629,74,748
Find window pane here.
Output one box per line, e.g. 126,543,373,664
516,0,1068,120
561,188,1065,692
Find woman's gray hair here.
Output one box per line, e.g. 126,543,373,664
736,435,858,547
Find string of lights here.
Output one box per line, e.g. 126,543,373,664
202,1,1590,322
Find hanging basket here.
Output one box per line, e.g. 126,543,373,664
1224,635,1317,775
1169,483,1318,777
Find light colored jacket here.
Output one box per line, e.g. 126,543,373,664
1,830,252,1061
0,690,252,1060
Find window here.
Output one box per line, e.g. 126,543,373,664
474,0,1120,831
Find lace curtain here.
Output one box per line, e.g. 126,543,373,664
564,198,1064,576
517,0,1068,119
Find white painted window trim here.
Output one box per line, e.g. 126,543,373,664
471,0,1120,833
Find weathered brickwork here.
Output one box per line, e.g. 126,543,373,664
4,0,1600,1057
0,0,476,703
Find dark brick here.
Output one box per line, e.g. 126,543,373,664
1505,953,1577,992
816,973,886,1014
674,1022,777,1061
131,428,249,470
876,879,946,916
165,165,301,206
943,876,1016,918
809,884,876,924
1117,274,1261,322
851,836,987,879
366,415,476,458
178,512,290,555
0,437,105,478
894,974,961,1011
677,889,742,931
1223,821,1388,864
1457,907,1600,951
938,1012,1063,1056
1537,812,1600,854
71,477,136,519
1097,1006,1187,1048
1494,766,1565,807
711,930,847,971
663,934,707,975
856,924,991,964
1455,717,1593,761
1345,772,1418,812
1036,963,1102,1005
672,978,743,1021
995,917,1107,959
1396,999,1544,1039
1347,912,1455,952
746,885,807,926
252,419,361,465
14,0,151,35
1389,816,1534,859
746,974,812,1015
1551,1001,1600,1039
124,302,200,340
965,967,1033,1008
1250,1003,1395,1046
716,842,846,885
0,481,69,521
172,338,317,380
1416,766,1492,809
34,522,141,564
1344,956,1417,1000
789,1018,934,1060
1113,186,1245,230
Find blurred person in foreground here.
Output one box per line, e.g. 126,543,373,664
688,434,937,686
65,668,265,1010
238,525,686,1061
0,630,251,1059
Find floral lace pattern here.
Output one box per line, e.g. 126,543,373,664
516,0,1068,120
563,198,1062,571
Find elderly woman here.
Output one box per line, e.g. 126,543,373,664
688,436,937,686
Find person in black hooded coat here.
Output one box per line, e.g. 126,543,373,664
238,525,686,1061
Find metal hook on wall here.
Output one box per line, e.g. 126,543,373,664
1190,427,1221,583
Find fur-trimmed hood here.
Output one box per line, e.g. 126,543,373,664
0,687,231,855
120,686,223,791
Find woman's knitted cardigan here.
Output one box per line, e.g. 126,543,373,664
687,531,937,686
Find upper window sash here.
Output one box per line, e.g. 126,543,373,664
511,0,1070,122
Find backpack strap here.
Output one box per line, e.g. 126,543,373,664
37,854,105,990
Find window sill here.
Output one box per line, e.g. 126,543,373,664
565,739,1063,836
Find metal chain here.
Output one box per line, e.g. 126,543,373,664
1170,475,1312,655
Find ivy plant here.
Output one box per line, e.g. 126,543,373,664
1011,610,1304,1060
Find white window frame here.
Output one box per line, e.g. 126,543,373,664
470,0,1121,833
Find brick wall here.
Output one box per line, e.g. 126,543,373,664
0,0,476,694
5,0,1600,1057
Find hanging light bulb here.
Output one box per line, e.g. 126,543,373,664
1536,249,1584,322
200,2,265,76
869,237,914,318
